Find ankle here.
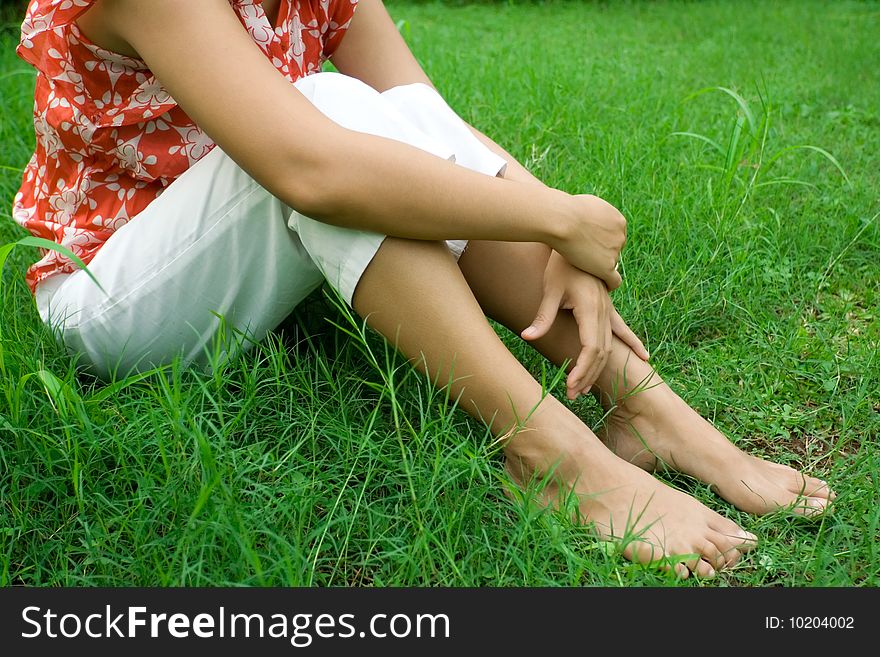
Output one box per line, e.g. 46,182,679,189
602,371,673,421
504,422,606,483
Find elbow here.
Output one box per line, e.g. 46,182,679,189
283,178,335,220
271,150,341,220
269,125,364,223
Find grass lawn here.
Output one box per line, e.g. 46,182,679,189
1,0,878,587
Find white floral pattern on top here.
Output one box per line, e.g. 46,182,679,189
13,0,359,292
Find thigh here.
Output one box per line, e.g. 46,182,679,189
38,146,324,379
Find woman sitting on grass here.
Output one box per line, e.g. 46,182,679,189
14,0,834,578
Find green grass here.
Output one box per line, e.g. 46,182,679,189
1,0,878,586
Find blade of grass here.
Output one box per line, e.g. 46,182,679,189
2,236,107,294
684,85,757,136
668,131,724,155
764,144,852,187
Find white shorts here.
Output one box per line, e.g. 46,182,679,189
35,72,507,379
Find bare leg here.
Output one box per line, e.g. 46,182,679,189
457,240,835,518
352,237,755,577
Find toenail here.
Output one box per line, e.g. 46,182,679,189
707,567,716,578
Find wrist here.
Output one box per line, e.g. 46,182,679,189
540,189,577,252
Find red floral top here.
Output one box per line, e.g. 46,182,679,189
13,0,358,293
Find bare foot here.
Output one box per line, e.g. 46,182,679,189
596,356,836,517
503,412,757,578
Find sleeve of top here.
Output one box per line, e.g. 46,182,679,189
17,0,98,74
17,0,180,128
322,0,359,60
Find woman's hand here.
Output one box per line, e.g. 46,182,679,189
521,250,649,399
549,194,628,290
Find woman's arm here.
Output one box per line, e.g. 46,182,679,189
330,0,645,378
97,0,624,287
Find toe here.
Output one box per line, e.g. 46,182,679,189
623,538,696,579
708,518,757,550
793,473,834,499
672,538,724,578
806,477,835,500
792,496,829,517
739,530,758,549
623,537,662,566
708,525,757,558
707,533,743,567
693,559,716,578
779,466,836,501
680,547,717,578
702,539,730,570
707,515,740,535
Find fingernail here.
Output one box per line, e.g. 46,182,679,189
522,327,535,338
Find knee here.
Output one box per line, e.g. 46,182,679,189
293,71,381,117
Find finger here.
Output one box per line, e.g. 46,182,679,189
566,339,596,396
521,285,563,341
602,297,613,366
605,268,622,291
576,346,608,399
568,301,608,397
611,310,650,360
581,349,608,397
600,256,623,290
566,303,599,392
575,299,610,397
587,293,612,394
568,349,601,400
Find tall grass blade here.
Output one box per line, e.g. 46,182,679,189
1,236,107,294
724,115,745,177
684,86,757,136
714,86,757,136
787,145,852,187
753,177,818,190
668,131,724,155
